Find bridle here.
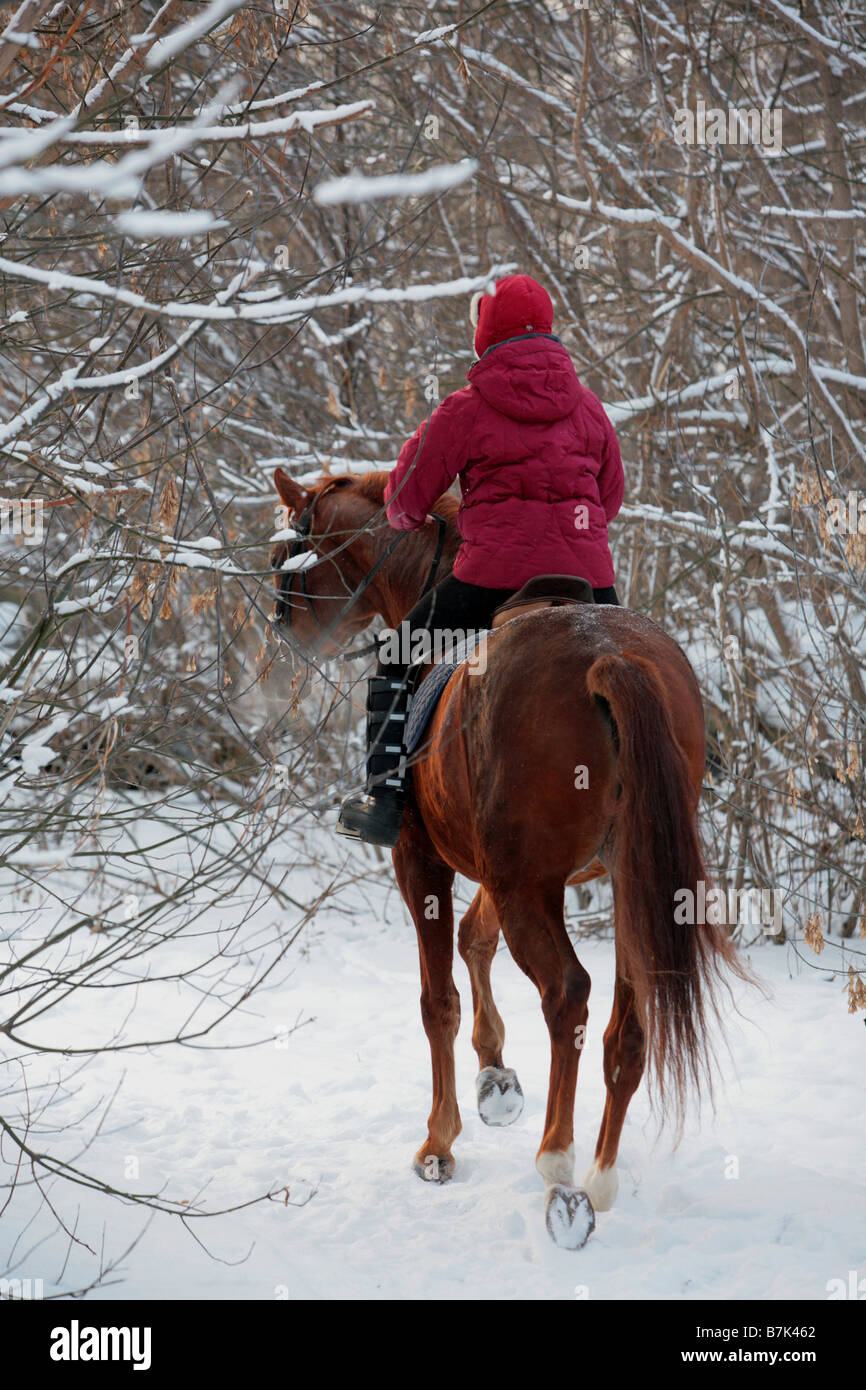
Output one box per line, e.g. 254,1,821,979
274,494,319,628
273,495,448,658
272,491,448,661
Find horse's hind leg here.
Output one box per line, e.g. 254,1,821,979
493,883,595,1249
393,822,461,1184
458,889,524,1127
583,975,645,1211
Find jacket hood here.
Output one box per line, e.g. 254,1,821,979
467,334,581,423
473,274,554,357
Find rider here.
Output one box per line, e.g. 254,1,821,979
337,273,624,847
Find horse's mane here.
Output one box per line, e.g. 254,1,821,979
321,469,461,592
350,469,460,528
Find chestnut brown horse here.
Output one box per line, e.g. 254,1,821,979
270,466,741,1249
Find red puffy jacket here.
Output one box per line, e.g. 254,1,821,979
384,274,623,589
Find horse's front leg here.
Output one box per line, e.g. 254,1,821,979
393,810,460,1183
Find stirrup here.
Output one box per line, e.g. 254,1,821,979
336,787,405,847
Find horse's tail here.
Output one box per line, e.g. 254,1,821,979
586,650,745,1124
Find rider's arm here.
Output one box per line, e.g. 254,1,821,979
384,388,476,530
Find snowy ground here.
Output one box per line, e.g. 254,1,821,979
2,840,864,1302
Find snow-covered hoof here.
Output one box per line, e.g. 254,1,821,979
583,1159,618,1212
476,1066,524,1126
544,1184,596,1250
413,1152,455,1184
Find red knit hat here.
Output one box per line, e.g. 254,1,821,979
471,273,554,357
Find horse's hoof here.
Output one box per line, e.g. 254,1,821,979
476,1066,524,1126
544,1184,596,1250
413,1152,455,1184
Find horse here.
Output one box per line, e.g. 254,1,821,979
269,465,743,1249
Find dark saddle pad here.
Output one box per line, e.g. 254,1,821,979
405,632,487,755
404,575,595,758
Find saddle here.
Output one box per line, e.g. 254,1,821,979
491,574,595,626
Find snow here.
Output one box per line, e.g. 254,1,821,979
765,0,866,71
279,550,318,572
61,476,103,495
163,270,511,320
306,315,372,347
0,254,512,332
0,252,169,314
14,648,67,686
814,364,866,392
146,546,236,572
462,47,573,119
94,695,131,719
761,205,866,220
54,547,96,577
18,712,69,775
55,593,114,614
1,836,863,1300
314,160,478,206
225,80,325,116
114,210,225,237
0,315,207,447
146,0,247,68
57,102,375,148
415,24,458,44
0,31,40,51
0,115,75,171
0,98,372,201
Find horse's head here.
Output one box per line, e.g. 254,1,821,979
270,466,384,657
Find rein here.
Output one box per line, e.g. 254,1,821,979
274,498,448,661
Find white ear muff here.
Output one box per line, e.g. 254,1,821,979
469,290,484,327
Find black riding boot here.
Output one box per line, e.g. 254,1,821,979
336,674,411,847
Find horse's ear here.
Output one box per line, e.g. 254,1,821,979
273,467,305,512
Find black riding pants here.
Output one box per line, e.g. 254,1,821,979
376,574,619,675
